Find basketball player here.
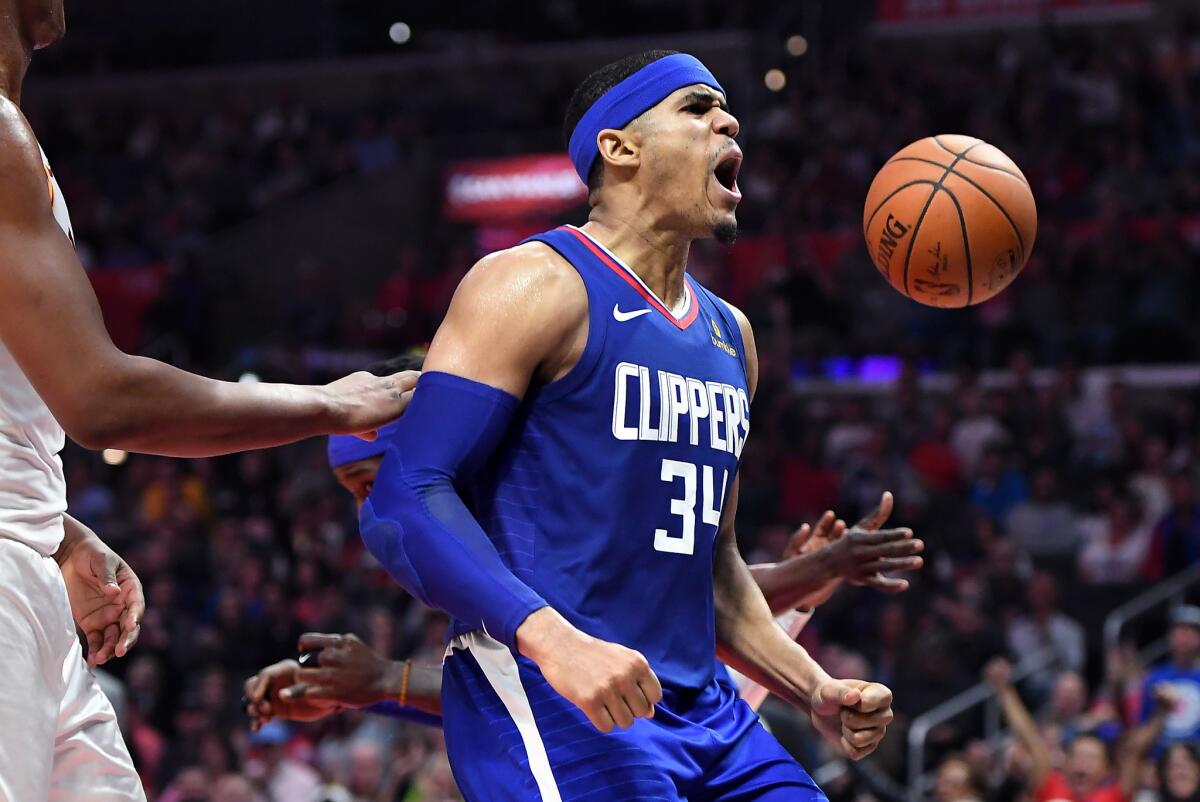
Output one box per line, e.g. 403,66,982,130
242,400,920,726
0,3,414,799
359,51,895,800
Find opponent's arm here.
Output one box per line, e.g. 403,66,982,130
360,246,662,733
713,307,892,759
0,104,412,456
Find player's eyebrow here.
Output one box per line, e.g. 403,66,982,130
680,90,729,113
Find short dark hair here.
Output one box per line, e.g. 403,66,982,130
364,352,425,376
562,50,678,192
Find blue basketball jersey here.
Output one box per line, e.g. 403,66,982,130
451,225,750,691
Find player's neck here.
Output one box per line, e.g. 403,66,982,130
0,25,32,106
581,212,691,314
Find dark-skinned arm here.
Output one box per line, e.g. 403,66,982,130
0,100,414,456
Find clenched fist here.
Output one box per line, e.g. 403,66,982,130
517,608,663,733
810,679,894,760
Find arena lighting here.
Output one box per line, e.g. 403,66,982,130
786,35,808,56
101,449,127,466
388,22,412,45
238,372,260,383
764,68,787,92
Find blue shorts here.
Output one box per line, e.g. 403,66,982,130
442,632,828,802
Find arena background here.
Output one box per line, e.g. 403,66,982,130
32,1,1200,799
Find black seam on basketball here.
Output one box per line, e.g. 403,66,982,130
885,157,1026,265
903,143,981,299
932,135,977,158
958,156,1029,186
931,136,1029,185
902,186,939,298
862,179,939,240
939,186,974,307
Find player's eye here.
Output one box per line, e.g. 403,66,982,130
685,103,710,115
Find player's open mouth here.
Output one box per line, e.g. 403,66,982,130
713,151,742,201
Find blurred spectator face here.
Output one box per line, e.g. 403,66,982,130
333,456,382,510
1050,672,1087,720
934,757,980,802
978,447,1003,480
1027,571,1058,616
1162,744,1200,801
348,741,385,795
1169,622,1200,666
1170,473,1196,509
212,774,259,802
1107,495,1139,536
1032,467,1059,502
1065,736,1111,795
960,389,982,418
879,602,907,647
171,766,211,802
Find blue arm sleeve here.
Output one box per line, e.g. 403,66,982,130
362,702,443,728
359,371,548,651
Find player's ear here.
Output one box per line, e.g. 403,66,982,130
596,127,640,174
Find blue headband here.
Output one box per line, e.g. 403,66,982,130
567,53,725,184
327,419,401,468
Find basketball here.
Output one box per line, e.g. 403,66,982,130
862,135,1037,308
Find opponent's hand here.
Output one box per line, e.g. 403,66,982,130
810,679,894,760
243,659,339,729
517,608,662,733
823,492,923,593
324,370,420,440
57,533,144,666
280,633,399,708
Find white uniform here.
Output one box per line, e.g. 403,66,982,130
0,144,146,801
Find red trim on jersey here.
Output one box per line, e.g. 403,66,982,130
562,226,700,330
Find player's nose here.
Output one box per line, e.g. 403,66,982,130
713,109,739,139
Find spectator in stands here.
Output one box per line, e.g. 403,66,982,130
1157,743,1200,802
969,443,1029,526
985,657,1173,802
933,753,986,802
1142,471,1200,579
951,388,1007,475
1005,465,1081,571
1079,488,1156,584
1008,571,1087,700
1140,606,1200,749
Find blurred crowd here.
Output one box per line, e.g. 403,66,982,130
33,9,1200,802
24,16,1200,370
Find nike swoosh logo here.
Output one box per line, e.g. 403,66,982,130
613,305,651,322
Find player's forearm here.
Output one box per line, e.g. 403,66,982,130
715,543,830,710
749,552,838,614
360,372,548,649
78,355,335,456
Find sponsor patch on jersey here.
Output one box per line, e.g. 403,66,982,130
710,318,737,357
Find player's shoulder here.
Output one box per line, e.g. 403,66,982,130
451,240,587,330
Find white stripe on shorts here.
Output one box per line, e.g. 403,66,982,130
451,631,563,802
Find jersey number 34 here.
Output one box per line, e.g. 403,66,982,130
656,459,729,555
